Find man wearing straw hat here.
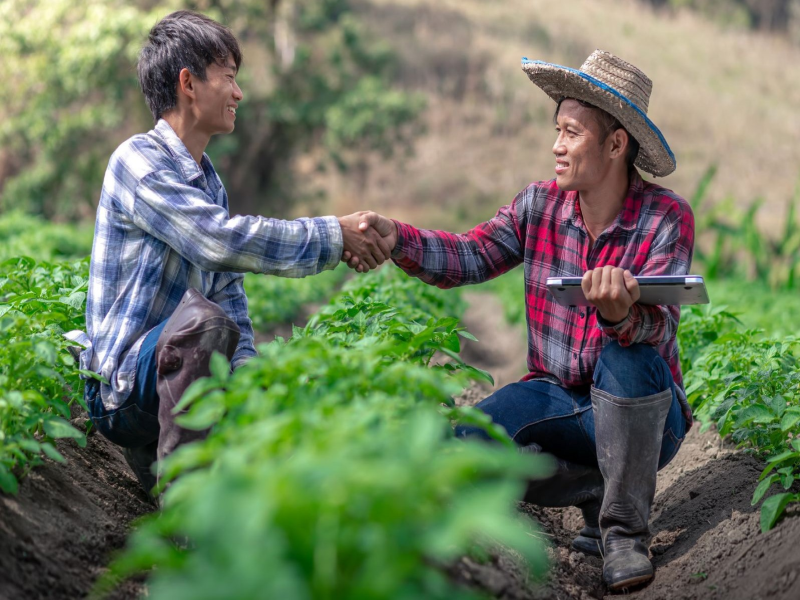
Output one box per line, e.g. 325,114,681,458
344,50,694,590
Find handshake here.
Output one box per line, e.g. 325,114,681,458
337,211,398,273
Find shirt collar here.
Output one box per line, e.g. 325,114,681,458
560,169,644,233
153,119,208,184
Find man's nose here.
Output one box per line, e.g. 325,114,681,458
233,81,244,102
552,135,566,155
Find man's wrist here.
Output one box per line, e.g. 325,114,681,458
389,219,405,257
597,307,630,326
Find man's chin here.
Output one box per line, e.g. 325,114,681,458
555,176,577,191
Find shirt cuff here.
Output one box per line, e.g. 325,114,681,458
390,219,412,259
314,216,344,272
596,308,635,339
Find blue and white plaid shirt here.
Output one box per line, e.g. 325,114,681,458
83,119,342,409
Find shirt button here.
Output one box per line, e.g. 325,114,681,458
580,312,585,318
573,353,578,359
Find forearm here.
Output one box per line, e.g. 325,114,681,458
134,173,343,275
390,218,522,289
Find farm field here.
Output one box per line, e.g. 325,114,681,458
2,218,800,598
3,0,800,597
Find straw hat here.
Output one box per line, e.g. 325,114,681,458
521,50,675,177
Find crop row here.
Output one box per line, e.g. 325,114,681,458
0,256,90,493
0,250,550,598
97,267,549,599
680,306,800,531
0,246,354,497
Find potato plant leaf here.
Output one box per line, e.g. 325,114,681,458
760,492,797,532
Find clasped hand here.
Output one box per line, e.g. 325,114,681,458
581,265,640,324
337,211,398,273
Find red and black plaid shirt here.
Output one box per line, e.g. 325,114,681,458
391,171,695,422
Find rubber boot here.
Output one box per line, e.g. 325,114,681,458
520,443,605,557
121,440,158,504
591,386,672,591
155,289,240,467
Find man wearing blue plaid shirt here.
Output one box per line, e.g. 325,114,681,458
81,10,391,501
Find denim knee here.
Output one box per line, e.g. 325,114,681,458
594,341,673,399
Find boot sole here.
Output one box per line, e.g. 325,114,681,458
606,573,654,591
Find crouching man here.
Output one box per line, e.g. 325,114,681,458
343,51,695,590
74,11,390,500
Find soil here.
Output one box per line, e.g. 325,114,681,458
1,290,799,599
0,425,152,600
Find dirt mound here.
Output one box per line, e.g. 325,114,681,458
0,430,153,600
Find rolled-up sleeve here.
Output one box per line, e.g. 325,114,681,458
133,170,343,276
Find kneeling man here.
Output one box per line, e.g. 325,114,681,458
346,50,694,590
76,11,390,500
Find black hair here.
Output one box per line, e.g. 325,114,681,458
137,10,242,123
553,97,640,171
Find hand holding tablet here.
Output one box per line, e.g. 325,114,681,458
546,275,709,307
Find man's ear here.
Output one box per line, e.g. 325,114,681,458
177,67,196,101
608,128,628,160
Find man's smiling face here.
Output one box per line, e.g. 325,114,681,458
192,57,243,137
552,99,615,192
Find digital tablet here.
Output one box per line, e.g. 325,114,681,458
545,275,709,307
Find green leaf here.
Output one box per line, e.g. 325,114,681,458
781,408,800,432
760,492,796,532
174,377,221,413
441,333,460,353
0,464,19,495
78,369,109,384
41,442,65,463
43,417,85,442
739,403,775,424
18,439,42,454
767,450,800,464
752,474,778,505
768,395,788,415
457,330,478,342
462,365,495,386
175,396,226,431
209,351,231,382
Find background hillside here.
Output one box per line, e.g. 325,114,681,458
2,0,799,241
313,0,800,231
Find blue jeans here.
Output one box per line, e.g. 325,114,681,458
456,341,686,470
85,320,168,448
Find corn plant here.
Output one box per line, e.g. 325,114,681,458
690,165,800,290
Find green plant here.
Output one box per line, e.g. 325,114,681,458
243,264,348,332
679,302,800,532
0,212,93,262
98,268,550,598
690,165,800,290
0,256,91,494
